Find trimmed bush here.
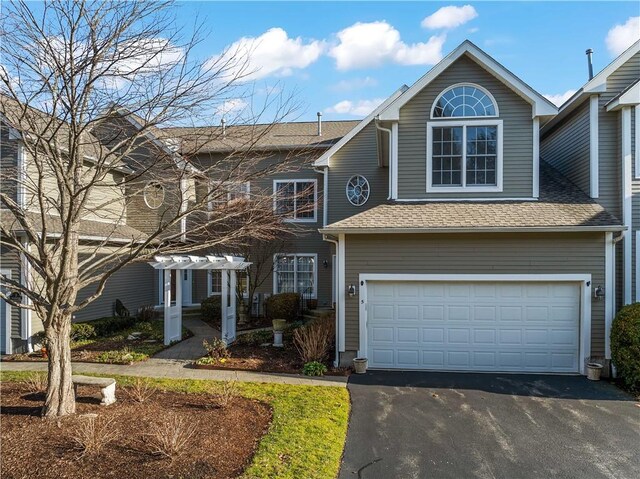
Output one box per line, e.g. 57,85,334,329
86,316,137,337
611,303,640,391
201,296,222,327
136,305,159,322
265,293,300,321
70,323,96,342
293,315,335,363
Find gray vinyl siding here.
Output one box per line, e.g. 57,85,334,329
327,122,389,225
344,233,606,355
540,99,591,195
1,242,22,342
0,123,19,206
632,106,639,303
75,262,155,321
191,151,334,308
397,54,534,199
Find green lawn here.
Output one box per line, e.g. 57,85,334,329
0,371,350,479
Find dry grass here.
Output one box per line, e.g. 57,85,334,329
147,413,197,461
71,414,120,456
125,377,155,403
293,316,335,363
216,377,239,408
22,372,47,393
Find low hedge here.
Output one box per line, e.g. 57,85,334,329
201,295,222,327
611,302,640,391
265,293,300,321
70,323,96,342
83,316,137,337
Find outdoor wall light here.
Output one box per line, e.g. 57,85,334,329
323,260,328,268
594,285,605,300
8,291,22,302
348,284,356,297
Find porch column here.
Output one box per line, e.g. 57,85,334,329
174,269,182,341
229,269,237,341
163,269,172,346
221,268,228,342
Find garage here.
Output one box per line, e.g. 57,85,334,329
363,277,587,373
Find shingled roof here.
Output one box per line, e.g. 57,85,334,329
160,120,359,154
321,163,622,233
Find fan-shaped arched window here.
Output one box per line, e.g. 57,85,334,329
432,84,498,118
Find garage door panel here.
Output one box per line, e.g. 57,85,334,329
366,281,580,373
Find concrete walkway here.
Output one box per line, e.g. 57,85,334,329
1,317,347,387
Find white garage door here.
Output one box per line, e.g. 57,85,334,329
366,281,580,373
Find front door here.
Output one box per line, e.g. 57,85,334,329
158,269,193,306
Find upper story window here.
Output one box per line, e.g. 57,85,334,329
427,83,503,193
274,179,317,222
432,84,498,118
346,175,370,206
144,181,165,209
209,181,250,210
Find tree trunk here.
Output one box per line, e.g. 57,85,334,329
43,313,75,418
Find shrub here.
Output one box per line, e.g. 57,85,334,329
95,348,147,364
265,293,300,321
203,337,230,361
293,316,335,363
87,316,137,337
71,414,119,457
611,303,640,391
23,372,47,393
126,377,155,403
216,378,239,408
303,361,327,376
147,413,196,461
136,305,159,322
70,323,96,342
235,329,272,346
201,295,222,326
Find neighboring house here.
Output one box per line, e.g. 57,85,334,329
541,41,639,329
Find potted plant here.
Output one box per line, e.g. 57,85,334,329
353,357,368,374
272,319,287,331
586,361,603,381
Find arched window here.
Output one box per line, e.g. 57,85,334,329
432,84,498,118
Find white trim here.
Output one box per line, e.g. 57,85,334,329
379,40,557,121
622,107,633,305
338,234,345,352
589,95,600,198
426,119,503,193
584,40,640,94
391,122,399,200
395,197,538,202
1,269,13,354
320,226,625,235
313,87,408,167
323,167,328,227
345,175,370,206
272,253,318,299
430,82,500,119
273,179,318,223
635,106,640,180
532,117,540,198
636,231,640,304
357,273,592,375
16,142,26,207
606,80,640,112
606,232,615,359
143,181,165,210
19,238,32,345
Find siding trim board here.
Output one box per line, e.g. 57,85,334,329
590,95,600,198
622,107,633,305
357,273,592,375
533,117,540,198
636,107,640,180
1,268,12,354
606,232,615,359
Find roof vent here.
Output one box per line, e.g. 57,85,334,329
586,48,594,80
221,118,226,137
317,112,322,136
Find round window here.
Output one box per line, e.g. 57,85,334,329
143,181,165,209
346,175,370,206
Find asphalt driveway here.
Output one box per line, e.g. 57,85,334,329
340,371,640,479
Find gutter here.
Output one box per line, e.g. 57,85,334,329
319,225,627,235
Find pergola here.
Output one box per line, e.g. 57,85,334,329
149,255,252,346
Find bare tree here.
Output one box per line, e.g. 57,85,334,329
0,0,306,417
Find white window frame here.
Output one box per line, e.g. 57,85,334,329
426,119,504,193
430,83,500,119
273,253,318,299
207,180,250,211
634,106,640,180
273,179,317,223
207,270,249,298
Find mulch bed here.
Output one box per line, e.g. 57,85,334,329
1,382,272,479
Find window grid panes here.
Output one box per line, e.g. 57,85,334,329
346,175,370,206
209,181,250,209
433,85,497,118
431,125,498,188
275,254,316,297
274,180,316,220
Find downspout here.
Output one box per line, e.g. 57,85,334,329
375,120,393,200
313,166,329,227
322,234,340,367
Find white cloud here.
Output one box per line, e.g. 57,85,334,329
209,28,324,81
543,89,577,107
329,76,378,92
605,17,640,57
215,98,248,116
421,5,478,30
329,21,445,70
324,97,385,116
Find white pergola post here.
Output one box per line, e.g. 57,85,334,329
221,268,229,342
229,269,237,342
163,269,172,346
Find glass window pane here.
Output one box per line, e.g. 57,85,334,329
434,85,497,117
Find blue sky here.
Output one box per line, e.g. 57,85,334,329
171,1,639,122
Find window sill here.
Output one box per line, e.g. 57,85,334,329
283,218,318,223
426,186,503,194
